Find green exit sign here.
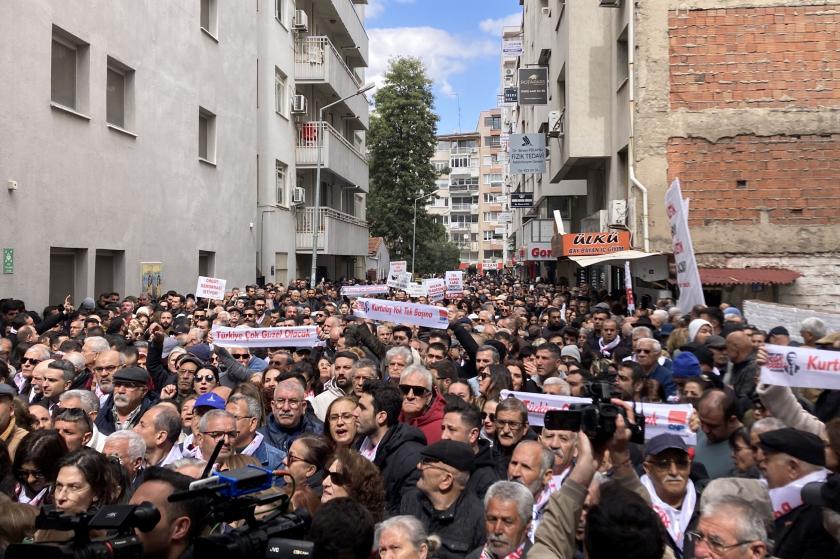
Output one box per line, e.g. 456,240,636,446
3,248,13,274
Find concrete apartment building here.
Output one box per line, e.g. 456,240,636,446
0,0,370,308
506,0,840,308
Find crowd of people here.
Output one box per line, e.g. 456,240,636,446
0,276,838,559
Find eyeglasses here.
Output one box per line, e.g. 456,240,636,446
195,374,216,383
647,457,691,470
244,313,256,318
634,348,652,354
399,385,429,397
495,419,524,431
481,412,496,423
686,530,753,555
93,365,120,374
478,372,491,381
18,468,45,480
201,430,239,440
230,414,254,422
326,470,350,486
22,357,42,365
286,454,310,465
274,398,302,408
231,353,251,360
328,412,354,423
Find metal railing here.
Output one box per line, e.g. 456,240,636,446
295,121,367,164
296,206,368,233
294,36,362,88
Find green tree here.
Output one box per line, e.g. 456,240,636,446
367,57,459,275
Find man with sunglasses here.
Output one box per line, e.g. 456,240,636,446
398,365,446,445
634,337,678,401
15,344,50,398
640,433,699,559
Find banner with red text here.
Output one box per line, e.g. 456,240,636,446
352,297,449,329
195,276,226,300
212,326,321,348
424,278,446,302
760,343,840,390
500,390,696,445
445,271,464,296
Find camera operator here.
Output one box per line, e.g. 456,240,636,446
129,466,209,559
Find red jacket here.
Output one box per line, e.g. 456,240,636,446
400,392,446,445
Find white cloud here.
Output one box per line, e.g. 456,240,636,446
366,0,385,19
368,27,496,99
478,12,521,36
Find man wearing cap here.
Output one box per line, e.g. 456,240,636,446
767,326,792,346
641,433,699,558
758,427,835,559
96,366,157,436
0,384,27,458
399,440,486,558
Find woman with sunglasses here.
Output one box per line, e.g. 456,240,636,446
193,365,219,395
477,364,512,413
324,396,358,450
480,399,499,442
283,434,331,498
321,447,385,523
12,430,67,505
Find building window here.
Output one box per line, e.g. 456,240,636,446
483,231,503,241
484,173,503,185
617,28,629,84
200,0,218,37
275,68,288,116
51,26,89,113
198,107,216,163
450,156,469,168
106,57,134,130
483,212,500,222
275,160,287,206
484,193,500,203
275,0,287,26
483,136,501,148
484,115,501,130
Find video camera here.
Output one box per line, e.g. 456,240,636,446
544,381,645,447
6,502,160,559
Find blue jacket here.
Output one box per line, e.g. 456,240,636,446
259,411,324,454
646,363,678,399
252,437,286,471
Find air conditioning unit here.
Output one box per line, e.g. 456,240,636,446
292,186,305,205
599,0,621,6
609,199,628,226
291,95,307,114
548,110,565,138
292,10,308,31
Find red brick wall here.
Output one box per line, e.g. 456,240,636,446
667,134,840,225
669,6,840,110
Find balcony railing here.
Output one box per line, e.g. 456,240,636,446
295,207,369,255
296,121,368,190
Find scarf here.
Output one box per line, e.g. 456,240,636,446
479,541,526,559
768,469,828,519
240,431,264,457
641,474,696,551
598,335,621,356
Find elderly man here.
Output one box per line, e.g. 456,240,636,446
351,358,379,398
226,393,284,470
538,423,577,486
92,349,125,406
15,344,51,400
398,365,445,445
384,346,413,385
634,337,677,400
191,409,238,470
507,440,554,540
103,430,146,487
96,366,157,436
690,495,770,559
133,404,183,467
758,428,835,559
260,378,323,453
469,481,534,559
312,351,357,421
695,389,743,479
441,400,499,498
399,440,486,558
493,397,533,477
641,433,698,558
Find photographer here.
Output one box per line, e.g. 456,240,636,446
529,402,669,559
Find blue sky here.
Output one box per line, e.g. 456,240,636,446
365,0,520,134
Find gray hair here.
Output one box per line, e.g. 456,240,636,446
198,409,235,432
84,336,111,353
401,365,433,390
375,516,432,554
63,352,87,373
25,344,51,360
636,337,662,354
750,417,786,437
476,345,500,363
651,309,669,323
228,394,262,419
702,495,769,547
106,430,146,461
59,389,100,414
800,317,827,339
353,358,379,377
274,378,305,399
167,457,207,471
543,377,570,395
632,326,654,339
484,481,535,524
385,346,414,367
518,440,554,473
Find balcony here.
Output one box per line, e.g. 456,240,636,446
296,121,369,191
450,203,473,212
294,36,369,129
450,147,478,155
449,182,479,193
449,222,471,232
295,207,369,255
311,0,368,67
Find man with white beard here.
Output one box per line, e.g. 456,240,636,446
95,367,156,436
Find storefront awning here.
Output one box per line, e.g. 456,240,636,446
566,250,663,268
698,267,802,286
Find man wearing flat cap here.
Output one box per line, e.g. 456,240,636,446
96,366,157,436
758,427,835,559
400,439,486,559
641,433,699,559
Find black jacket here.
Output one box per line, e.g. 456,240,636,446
493,428,539,478
373,422,427,517
729,354,758,416
774,503,837,559
399,488,486,559
464,439,500,499
95,393,157,436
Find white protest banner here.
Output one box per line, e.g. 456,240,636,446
212,326,321,348
500,390,696,445
760,344,840,390
195,276,226,300
352,298,450,329
340,284,390,297
665,179,705,312
406,282,428,298
445,271,464,296
424,278,446,302
386,261,409,289
744,300,840,344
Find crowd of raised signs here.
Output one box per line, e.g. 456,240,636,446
0,275,838,559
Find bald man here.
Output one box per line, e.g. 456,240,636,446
724,329,758,415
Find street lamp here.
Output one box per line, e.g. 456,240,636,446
310,82,376,288
412,191,435,275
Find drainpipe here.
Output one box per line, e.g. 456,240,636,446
627,0,650,253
